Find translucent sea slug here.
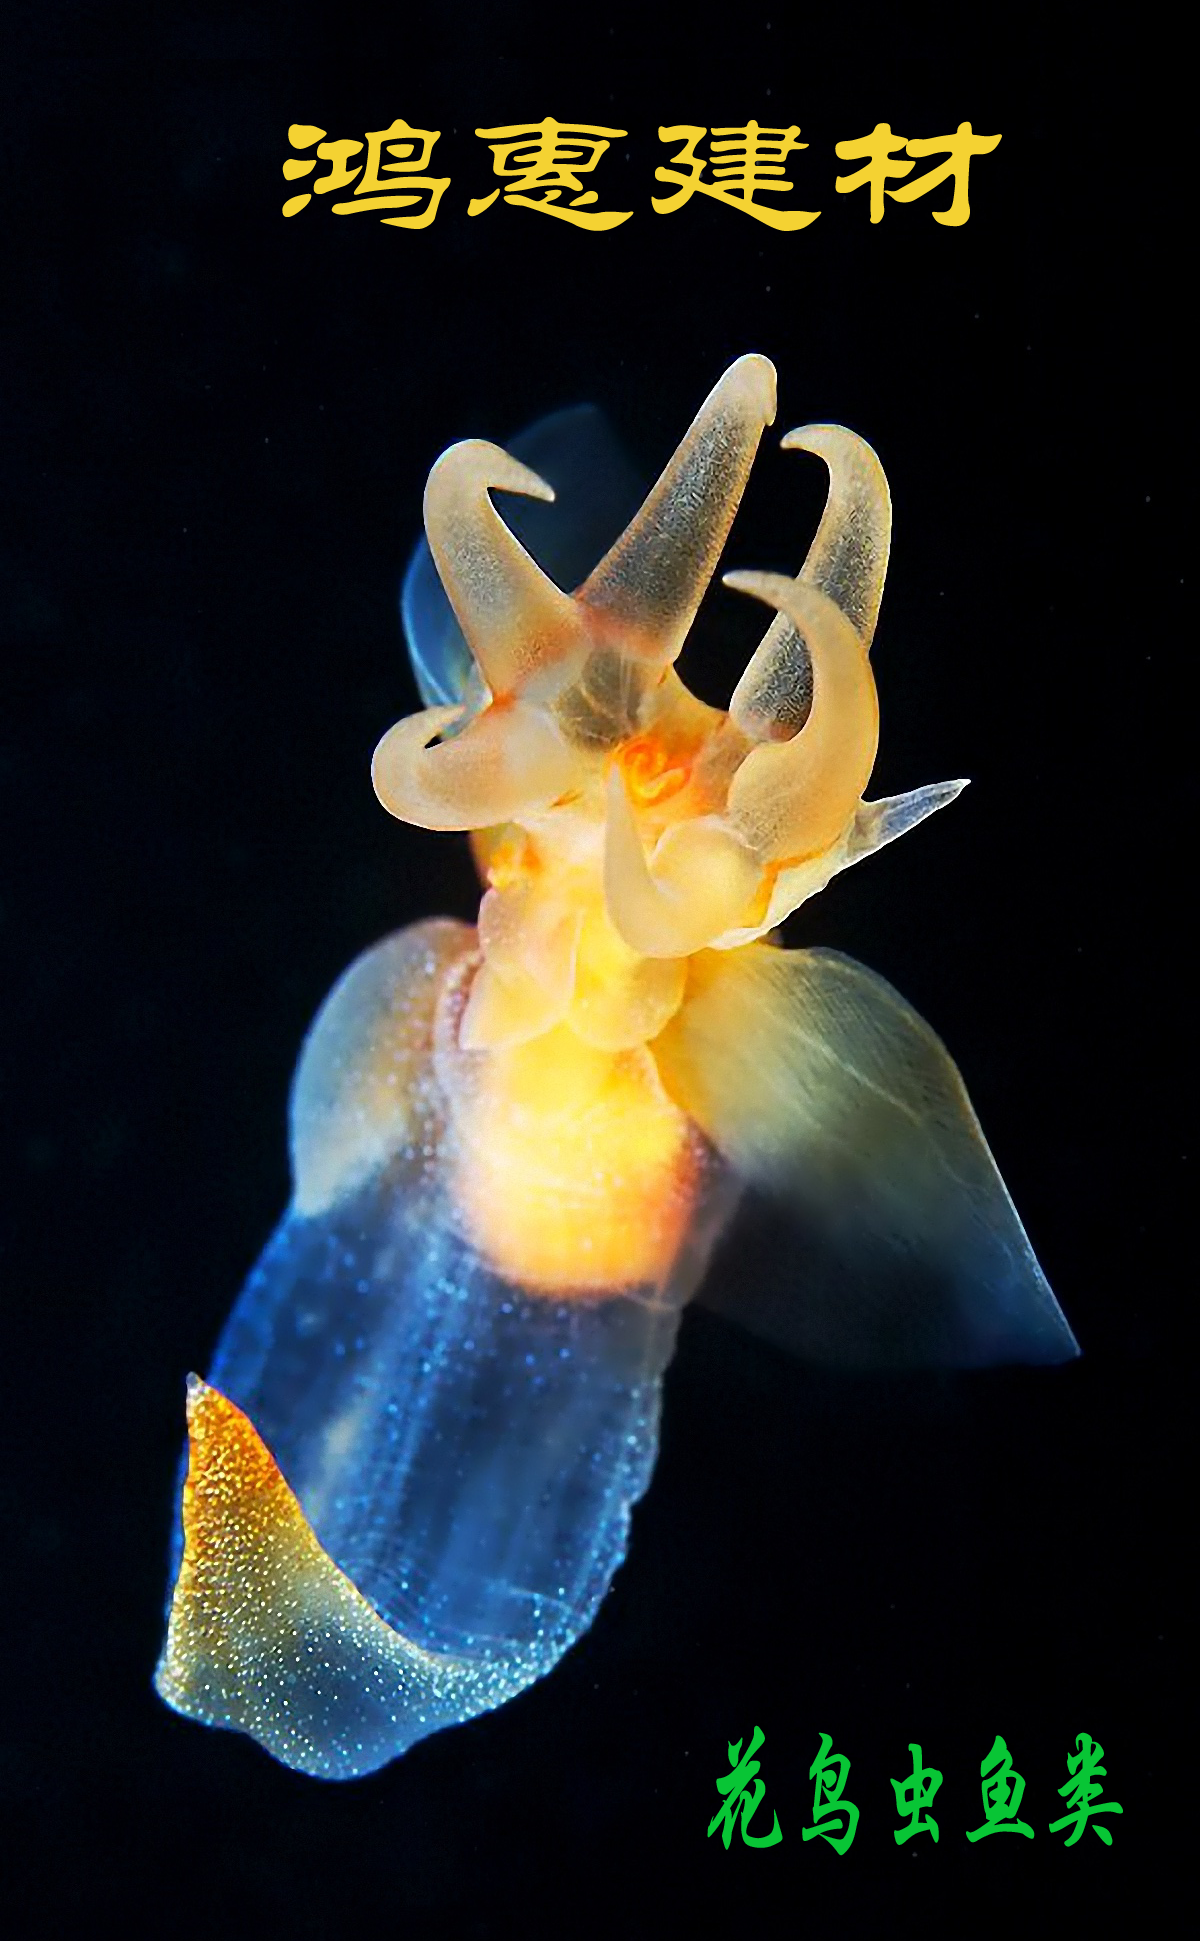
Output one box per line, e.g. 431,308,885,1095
156,356,1077,1778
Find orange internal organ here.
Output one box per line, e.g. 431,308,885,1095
448,1023,701,1293
618,733,690,807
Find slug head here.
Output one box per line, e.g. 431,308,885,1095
373,356,912,1053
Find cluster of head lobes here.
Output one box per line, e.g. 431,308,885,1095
367,353,907,1289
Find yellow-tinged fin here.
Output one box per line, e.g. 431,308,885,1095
653,943,1079,1368
289,918,473,1219
155,1377,520,1779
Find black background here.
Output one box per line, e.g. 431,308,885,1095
3,10,1184,1935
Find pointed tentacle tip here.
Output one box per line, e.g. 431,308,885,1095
421,437,587,702
371,705,464,827
904,776,971,816
423,438,556,514
779,421,881,461
722,567,783,601
869,777,971,812
724,352,778,425
372,701,579,834
845,777,972,874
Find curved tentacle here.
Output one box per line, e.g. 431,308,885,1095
423,441,589,698
403,403,648,712
731,424,891,744
786,423,892,647
371,701,579,832
724,572,879,863
575,354,777,666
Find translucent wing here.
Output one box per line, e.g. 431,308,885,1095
654,943,1079,1370
157,919,721,1779
401,403,647,709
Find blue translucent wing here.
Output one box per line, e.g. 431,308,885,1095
158,920,690,1777
208,1171,679,1668
402,404,647,708
655,944,1080,1371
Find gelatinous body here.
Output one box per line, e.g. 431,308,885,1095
158,357,1077,1778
